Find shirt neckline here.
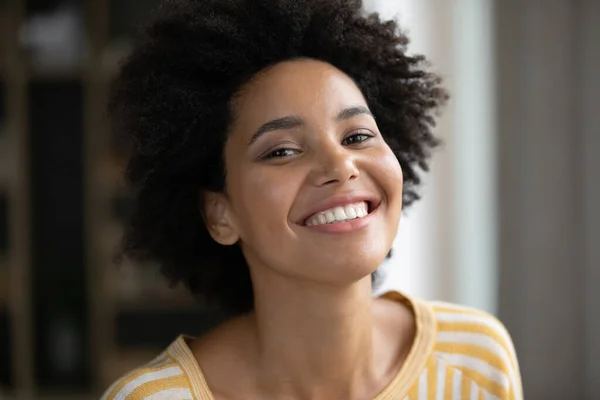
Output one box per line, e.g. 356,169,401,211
167,291,437,400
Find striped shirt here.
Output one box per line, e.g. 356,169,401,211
101,292,522,400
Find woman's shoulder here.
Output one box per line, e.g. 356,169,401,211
383,291,516,341
427,299,517,349
425,299,523,399
99,351,194,400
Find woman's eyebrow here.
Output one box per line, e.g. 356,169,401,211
336,105,374,121
249,115,304,145
248,106,374,145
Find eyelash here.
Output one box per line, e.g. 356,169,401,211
261,131,374,160
342,132,373,146
263,148,300,159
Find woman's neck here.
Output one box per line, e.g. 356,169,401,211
249,276,382,399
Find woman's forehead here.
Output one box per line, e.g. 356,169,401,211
231,59,367,126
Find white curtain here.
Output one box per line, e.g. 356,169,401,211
366,0,498,314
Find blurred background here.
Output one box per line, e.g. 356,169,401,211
0,0,597,399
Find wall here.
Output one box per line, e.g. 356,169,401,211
496,0,600,398
365,0,499,314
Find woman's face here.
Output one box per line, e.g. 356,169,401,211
207,59,403,285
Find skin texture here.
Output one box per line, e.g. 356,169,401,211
196,59,416,400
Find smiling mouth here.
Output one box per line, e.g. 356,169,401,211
304,201,376,226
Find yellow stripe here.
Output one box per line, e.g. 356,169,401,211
455,367,507,398
105,360,180,399
461,377,471,399
169,336,213,400
434,307,519,374
436,322,512,358
127,373,189,399
105,366,158,399
509,383,516,400
434,342,506,372
437,320,521,387
433,305,522,399
406,374,420,400
427,359,436,400
444,366,454,399
432,304,492,319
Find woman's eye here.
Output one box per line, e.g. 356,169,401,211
263,148,300,159
342,132,372,146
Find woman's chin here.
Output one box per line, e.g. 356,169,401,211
304,253,386,285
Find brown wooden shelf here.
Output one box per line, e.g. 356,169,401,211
3,58,119,83
0,136,16,190
1,0,225,396
0,179,10,192
0,12,8,64
0,258,8,308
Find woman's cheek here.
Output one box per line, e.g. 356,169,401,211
373,150,403,189
240,168,295,226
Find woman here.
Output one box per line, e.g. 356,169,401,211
101,0,522,399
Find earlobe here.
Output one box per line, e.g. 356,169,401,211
201,191,239,245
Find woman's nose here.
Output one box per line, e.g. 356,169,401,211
311,144,360,187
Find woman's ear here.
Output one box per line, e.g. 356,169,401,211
201,191,239,245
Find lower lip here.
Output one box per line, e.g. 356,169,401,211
302,206,379,234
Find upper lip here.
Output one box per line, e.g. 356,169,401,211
297,191,382,224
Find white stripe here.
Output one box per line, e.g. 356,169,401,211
100,354,171,400
434,311,517,360
437,331,510,361
470,382,479,400
144,388,194,400
146,358,174,371
435,352,509,389
418,367,428,400
436,308,521,391
114,366,183,400
437,331,519,393
452,368,463,400
436,361,446,400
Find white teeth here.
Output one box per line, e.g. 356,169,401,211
305,201,370,226
356,206,367,218
333,207,347,220
325,210,336,223
317,214,327,225
346,207,357,219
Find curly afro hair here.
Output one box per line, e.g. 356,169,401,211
110,0,448,315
